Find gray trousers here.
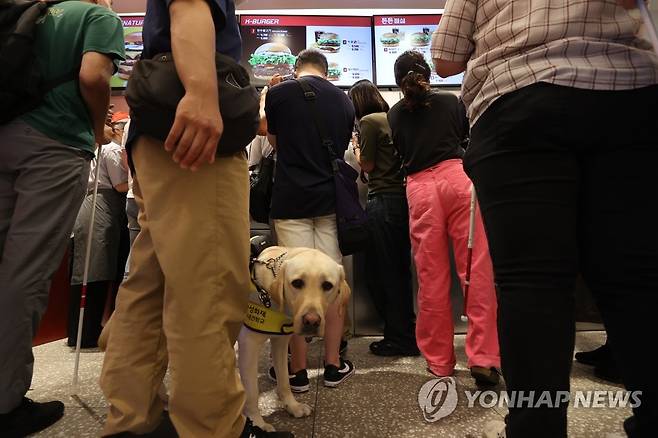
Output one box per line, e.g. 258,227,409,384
0,120,90,413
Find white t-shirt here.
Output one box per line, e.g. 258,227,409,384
247,135,274,170
88,141,128,191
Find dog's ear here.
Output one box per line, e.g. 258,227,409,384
269,261,287,311
336,266,351,319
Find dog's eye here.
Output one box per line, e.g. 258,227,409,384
322,281,333,291
291,279,304,289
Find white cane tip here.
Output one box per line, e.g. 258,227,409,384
460,315,469,322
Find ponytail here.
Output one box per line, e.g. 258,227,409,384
400,71,431,111
394,51,433,111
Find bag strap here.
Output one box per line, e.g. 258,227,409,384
295,78,339,173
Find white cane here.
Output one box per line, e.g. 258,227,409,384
461,184,478,323
71,143,103,394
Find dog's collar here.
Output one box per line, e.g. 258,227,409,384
249,252,287,308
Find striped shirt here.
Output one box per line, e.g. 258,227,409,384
431,0,658,125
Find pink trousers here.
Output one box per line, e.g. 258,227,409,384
407,159,500,376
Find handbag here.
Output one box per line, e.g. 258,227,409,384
249,150,275,224
126,52,260,155
296,78,368,256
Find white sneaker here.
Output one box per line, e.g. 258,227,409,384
482,420,507,438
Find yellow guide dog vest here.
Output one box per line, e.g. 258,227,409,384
244,300,294,335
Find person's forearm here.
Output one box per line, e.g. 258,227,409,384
355,149,375,173
170,0,217,99
354,147,362,165
434,59,467,77
80,76,111,142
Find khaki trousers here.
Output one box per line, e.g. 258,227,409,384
99,136,250,438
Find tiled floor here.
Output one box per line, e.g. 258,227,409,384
30,332,630,437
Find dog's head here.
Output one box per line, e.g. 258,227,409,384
269,248,350,337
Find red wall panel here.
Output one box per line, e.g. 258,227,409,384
34,250,71,346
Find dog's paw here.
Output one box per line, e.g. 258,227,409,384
285,401,313,418
252,418,276,432
260,422,276,432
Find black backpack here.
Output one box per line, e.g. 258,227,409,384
0,0,74,124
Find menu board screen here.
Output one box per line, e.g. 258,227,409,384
373,15,463,87
112,14,144,88
240,16,374,87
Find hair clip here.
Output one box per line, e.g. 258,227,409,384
414,62,430,74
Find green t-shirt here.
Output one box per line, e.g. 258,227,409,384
21,1,125,154
359,112,405,195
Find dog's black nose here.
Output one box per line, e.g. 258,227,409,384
302,312,321,329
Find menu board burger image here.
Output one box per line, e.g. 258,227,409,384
316,32,341,52
374,15,463,87
112,14,144,88
249,42,297,79
240,16,373,87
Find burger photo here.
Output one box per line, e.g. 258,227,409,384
327,62,342,82
117,52,141,81
380,32,400,47
410,32,431,47
248,42,297,80
316,32,341,53
124,31,143,51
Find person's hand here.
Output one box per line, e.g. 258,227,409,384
96,124,113,145
164,91,223,171
269,74,284,87
105,104,114,126
617,0,639,9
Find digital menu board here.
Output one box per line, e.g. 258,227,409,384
373,15,463,87
240,16,374,87
112,14,144,88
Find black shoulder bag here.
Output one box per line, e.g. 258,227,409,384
296,78,368,256
126,52,260,155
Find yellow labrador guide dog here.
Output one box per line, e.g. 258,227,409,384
237,245,350,432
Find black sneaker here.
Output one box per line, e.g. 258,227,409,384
471,366,501,387
0,398,64,438
268,366,310,393
324,359,355,388
241,418,294,437
369,339,420,357
575,343,610,366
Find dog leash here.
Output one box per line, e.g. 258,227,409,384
310,344,323,438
